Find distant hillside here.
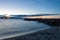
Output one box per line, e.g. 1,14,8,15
0,15,31,19
0,14,59,19
31,14,59,16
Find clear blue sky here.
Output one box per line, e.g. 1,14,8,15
0,0,60,15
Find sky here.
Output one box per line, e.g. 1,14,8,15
0,0,60,15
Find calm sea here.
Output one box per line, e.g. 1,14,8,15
0,19,51,39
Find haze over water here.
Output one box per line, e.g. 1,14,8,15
0,19,51,39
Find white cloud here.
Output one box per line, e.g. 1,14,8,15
0,9,32,15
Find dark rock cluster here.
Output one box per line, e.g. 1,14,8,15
24,18,60,26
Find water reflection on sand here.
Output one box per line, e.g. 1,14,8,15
0,19,51,39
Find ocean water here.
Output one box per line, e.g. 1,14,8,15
0,19,51,40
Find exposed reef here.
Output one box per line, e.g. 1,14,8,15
24,18,60,26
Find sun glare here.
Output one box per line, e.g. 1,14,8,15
0,9,31,15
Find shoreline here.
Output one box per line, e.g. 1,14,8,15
3,27,60,40
24,18,60,26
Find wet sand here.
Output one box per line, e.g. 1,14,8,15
3,27,60,40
